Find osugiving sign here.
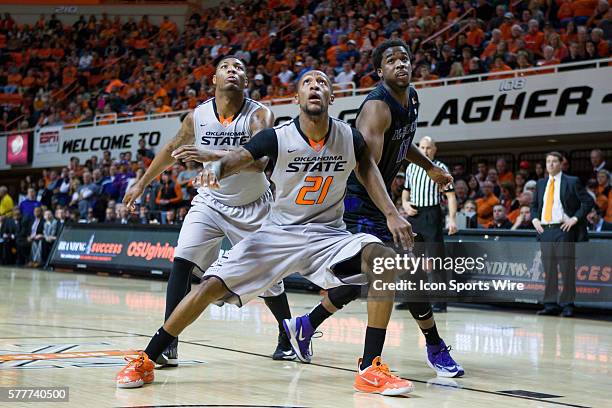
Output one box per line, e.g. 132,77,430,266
49,223,180,275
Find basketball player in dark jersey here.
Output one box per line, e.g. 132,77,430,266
283,40,464,377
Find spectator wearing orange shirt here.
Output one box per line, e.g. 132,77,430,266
508,191,534,223
418,65,440,85
496,158,514,183
133,36,149,57
548,33,569,60
466,19,486,49
154,97,172,115
155,172,183,215
588,0,610,27
447,0,462,23
21,69,37,89
524,19,545,56
481,28,503,60
476,181,500,226
159,16,177,34
556,0,573,26
488,56,513,79
507,25,526,53
193,64,213,83
500,12,516,41
572,0,599,25
561,20,578,45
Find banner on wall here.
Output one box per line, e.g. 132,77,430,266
48,223,231,277
32,117,181,168
271,66,612,142
32,66,612,168
6,132,30,165
35,126,61,154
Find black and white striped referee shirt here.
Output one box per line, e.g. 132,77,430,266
404,160,454,207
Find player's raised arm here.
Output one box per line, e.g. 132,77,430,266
123,111,195,210
352,129,414,250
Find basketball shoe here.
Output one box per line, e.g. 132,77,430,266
426,340,464,377
272,332,297,361
282,315,314,363
354,356,415,396
115,352,155,388
155,338,178,368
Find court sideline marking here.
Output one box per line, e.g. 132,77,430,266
0,322,591,408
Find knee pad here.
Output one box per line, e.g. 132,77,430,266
172,257,195,278
408,302,433,321
327,285,361,310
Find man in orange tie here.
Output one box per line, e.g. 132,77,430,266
531,152,593,317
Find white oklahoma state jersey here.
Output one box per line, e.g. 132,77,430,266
193,97,270,206
244,117,366,228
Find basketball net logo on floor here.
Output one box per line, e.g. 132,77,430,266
0,343,204,369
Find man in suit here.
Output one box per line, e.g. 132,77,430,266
587,207,612,232
532,152,594,317
24,206,45,267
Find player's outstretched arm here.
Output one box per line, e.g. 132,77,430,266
405,146,453,190
123,111,195,210
354,141,414,250
199,148,256,189
199,128,277,188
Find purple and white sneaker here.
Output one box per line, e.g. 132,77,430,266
283,315,315,363
426,340,464,378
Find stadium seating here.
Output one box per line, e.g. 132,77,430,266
0,0,610,131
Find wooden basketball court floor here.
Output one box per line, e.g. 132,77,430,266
1,267,610,408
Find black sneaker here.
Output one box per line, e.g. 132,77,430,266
155,338,179,368
272,332,296,361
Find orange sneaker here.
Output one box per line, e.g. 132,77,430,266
354,356,414,396
115,352,155,388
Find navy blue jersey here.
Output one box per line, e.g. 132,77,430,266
344,83,419,233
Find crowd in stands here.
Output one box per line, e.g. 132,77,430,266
0,139,201,267
1,0,611,131
424,148,612,231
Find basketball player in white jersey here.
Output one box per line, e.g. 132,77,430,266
122,56,295,367
116,70,419,396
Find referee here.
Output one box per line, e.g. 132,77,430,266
397,136,457,312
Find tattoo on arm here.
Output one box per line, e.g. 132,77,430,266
245,106,274,172
169,112,196,151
